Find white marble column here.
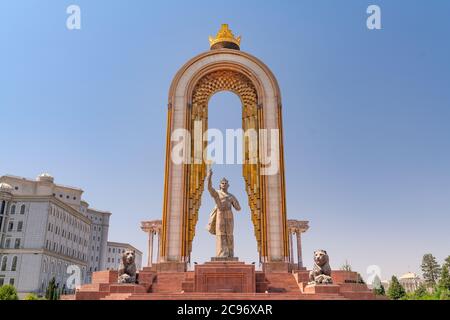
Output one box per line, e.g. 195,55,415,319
148,231,154,267
289,231,294,264
296,231,303,269
157,232,161,263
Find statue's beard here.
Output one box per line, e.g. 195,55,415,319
220,186,229,192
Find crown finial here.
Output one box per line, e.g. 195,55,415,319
209,24,241,50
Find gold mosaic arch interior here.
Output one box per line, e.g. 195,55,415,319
184,69,265,259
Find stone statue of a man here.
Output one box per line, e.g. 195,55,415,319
206,168,241,258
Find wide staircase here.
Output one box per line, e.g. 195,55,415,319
66,269,378,300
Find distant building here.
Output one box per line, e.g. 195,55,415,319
399,272,423,293
105,241,142,271
0,173,110,294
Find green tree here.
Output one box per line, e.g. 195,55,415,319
45,277,57,300
373,284,385,296
414,283,428,298
444,256,450,268
387,276,406,300
421,254,441,285
372,275,385,295
24,293,39,300
438,263,450,291
440,290,450,300
0,285,19,300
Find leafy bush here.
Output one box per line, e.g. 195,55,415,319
0,285,19,300
24,293,39,300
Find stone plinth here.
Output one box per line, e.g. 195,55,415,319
303,284,340,294
262,261,290,273
92,270,118,284
154,262,187,272
211,257,239,262
194,261,256,293
331,270,360,284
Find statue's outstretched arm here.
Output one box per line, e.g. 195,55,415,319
207,169,218,199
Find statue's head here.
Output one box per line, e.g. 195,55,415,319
313,250,329,267
220,177,229,191
122,250,136,266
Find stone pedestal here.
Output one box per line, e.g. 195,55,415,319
154,262,187,272
262,261,290,273
303,284,340,294
211,257,239,262
194,260,256,293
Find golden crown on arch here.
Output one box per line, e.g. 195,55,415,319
209,24,241,49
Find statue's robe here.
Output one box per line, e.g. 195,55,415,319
206,188,241,258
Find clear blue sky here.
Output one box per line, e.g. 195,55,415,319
1,0,449,281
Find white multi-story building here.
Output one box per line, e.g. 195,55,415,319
81,202,111,282
105,241,142,271
0,173,111,294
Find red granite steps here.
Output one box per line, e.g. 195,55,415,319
101,293,133,300
125,292,346,300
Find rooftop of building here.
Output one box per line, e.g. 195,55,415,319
107,241,143,255
1,173,83,192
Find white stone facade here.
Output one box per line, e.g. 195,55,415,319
0,173,110,294
105,241,142,271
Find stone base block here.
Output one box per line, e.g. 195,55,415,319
262,262,290,273
109,284,147,294
211,257,239,262
195,261,256,293
154,262,187,272
92,270,118,284
303,284,340,294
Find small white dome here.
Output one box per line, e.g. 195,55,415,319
0,182,13,192
37,173,54,182
400,272,419,280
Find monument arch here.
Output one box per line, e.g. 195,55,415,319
160,25,289,271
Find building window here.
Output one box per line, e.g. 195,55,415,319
9,278,14,286
17,221,23,232
14,239,21,249
8,222,13,232
0,278,4,286
10,205,16,215
1,257,7,271
20,205,25,215
5,238,11,248
11,256,17,271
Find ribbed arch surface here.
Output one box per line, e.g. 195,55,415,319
185,70,262,258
